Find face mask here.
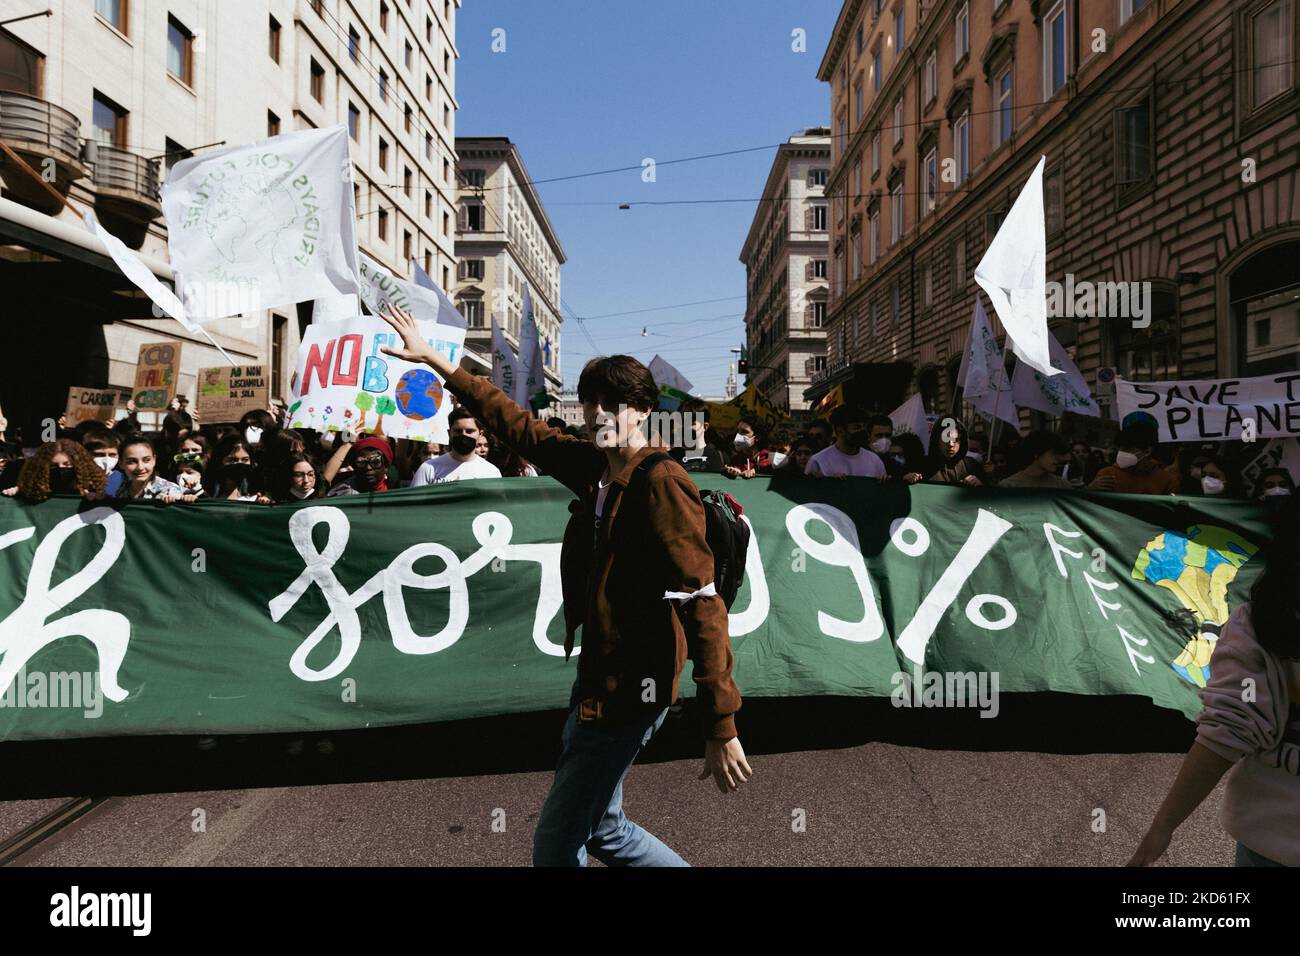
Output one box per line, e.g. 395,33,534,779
289,485,313,499
1115,451,1140,469
449,434,478,456
966,451,984,465
50,467,77,493
223,462,252,482
244,426,263,445
94,456,116,475
870,437,891,454
734,433,754,449
769,451,787,469
1264,486,1291,497
178,472,202,489
1201,475,1225,495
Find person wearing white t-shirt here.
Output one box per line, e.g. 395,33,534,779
411,407,502,485
805,404,885,478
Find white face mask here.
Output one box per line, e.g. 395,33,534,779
870,437,891,454
177,471,202,489
769,451,787,469
1264,486,1291,497
245,426,263,445
734,433,753,449
1115,451,1140,469
1201,475,1225,495
289,484,313,499
94,456,117,475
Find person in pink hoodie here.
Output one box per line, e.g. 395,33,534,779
1129,499,1300,867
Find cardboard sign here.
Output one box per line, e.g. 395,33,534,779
1116,372,1300,442
734,384,781,432
64,386,121,425
132,341,183,410
289,314,465,442
195,365,270,423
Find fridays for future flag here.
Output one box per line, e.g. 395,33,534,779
958,297,1019,428
490,315,521,400
517,287,546,409
974,155,1061,378
1011,329,1100,418
412,258,468,330
162,125,359,319
888,392,931,446
648,355,694,410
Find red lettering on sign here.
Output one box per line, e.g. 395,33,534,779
333,334,362,387
302,340,336,394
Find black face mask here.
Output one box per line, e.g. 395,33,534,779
845,430,867,449
50,467,77,493
449,434,478,456
223,462,253,483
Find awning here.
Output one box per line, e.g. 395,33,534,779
0,194,174,283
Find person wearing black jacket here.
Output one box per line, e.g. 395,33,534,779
905,417,985,487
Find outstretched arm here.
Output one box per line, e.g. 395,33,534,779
1127,742,1233,865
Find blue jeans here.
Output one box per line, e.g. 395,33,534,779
532,699,689,867
1235,842,1286,867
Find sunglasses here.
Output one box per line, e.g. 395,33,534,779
172,451,203,465
354,455,386,468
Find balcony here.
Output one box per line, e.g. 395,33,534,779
0,91,87,214
87,142,163,248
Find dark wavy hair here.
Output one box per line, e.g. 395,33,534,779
1248,495,1300,660
16,439,106,503
265,451,323,502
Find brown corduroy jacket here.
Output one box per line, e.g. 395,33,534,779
446,368,742,740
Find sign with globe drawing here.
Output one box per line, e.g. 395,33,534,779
288,315,465,442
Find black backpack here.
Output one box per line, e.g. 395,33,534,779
632,452,750,609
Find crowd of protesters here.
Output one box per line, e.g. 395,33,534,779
0,385,1295,506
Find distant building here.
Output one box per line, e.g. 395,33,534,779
556,390,583,429
739,128,831,419
454,136,565,397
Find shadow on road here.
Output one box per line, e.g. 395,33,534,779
0,692,1194,800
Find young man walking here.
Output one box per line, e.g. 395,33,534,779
378,304,751,867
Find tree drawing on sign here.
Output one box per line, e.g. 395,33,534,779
354,392,374,430
372,395,398,436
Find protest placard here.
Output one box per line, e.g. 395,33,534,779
1116,371,1300,441
195,365,270,423
64,386,121,425
288,314,465,442
132,342,182,410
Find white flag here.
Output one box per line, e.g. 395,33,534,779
411,258,468,329
356,251,447,326
1011,330,1100,418
959,297,1019,428
85,212,196,332
517,286,546,408
312,290,360,324
648,355,694,410
888,392,931,446
490,315,521,400
974,155,1060,378
161,125,359,319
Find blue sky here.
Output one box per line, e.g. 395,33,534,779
456,0,841,397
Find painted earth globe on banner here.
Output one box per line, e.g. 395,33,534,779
394,368,444,421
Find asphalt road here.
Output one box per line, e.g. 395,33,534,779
0,693,1236,866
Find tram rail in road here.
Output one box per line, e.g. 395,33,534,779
0,797,109,866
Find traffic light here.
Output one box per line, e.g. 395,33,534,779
738,345,749,376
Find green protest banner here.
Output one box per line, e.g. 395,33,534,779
0,478,1272,741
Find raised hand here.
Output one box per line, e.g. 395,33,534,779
377,303,453,376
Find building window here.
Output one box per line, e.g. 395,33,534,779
985,209,1006,246
378,138,388,170
851,231,862,281
462,168,485,188
993,66,1013,147
426,75,432,101
425,189,433,218
460,299,484,327
443,211,449,236
892,282,901,325
404,103,412,132
956,3,969,60
856,24,865,55
404,40,413,68
461,202,484,231
893,98,903,145
872,131,881,175
813,258,828,279
463,258,484,279
954,112,970,184
269,16,281,62
870,210,880,262
891,182,904,243
96,0,127,32
163,137,191,176
811,204,828,230
310,59,324,102
1250,0,1294,109
91,90,126,146
870,301,879,335
896,9,905,51
167,15,193,85
1115,97,1151,185
855,83,864,123
853,159,862,202
403,167,412,195
1045,165,1064,236
813,302,827,328
923,148,937,217
1231,241,1300,375
1044,1,1068,98
811,167,829,186
268,110,281,137
348,26,360,62
924,49,938,104
427,15,434,43
403,230,412,261
424,251,433,276
378,209,388,241
873,52,881,91
1120,0,1150,24
1113,286,1179,380
443,103,451,128
379,69,388,101
953,239,965,290
380,0,389,32
425,132,433,159
347,103,359,140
